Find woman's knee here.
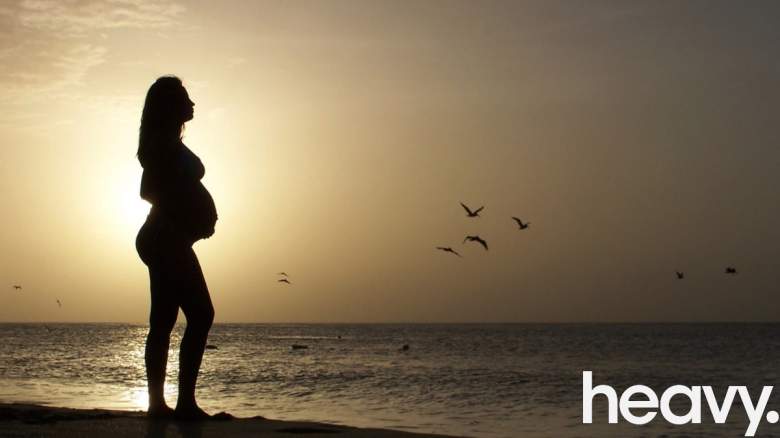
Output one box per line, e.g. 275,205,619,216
200,304,215,329
147,326,172,344
186,303,214,334
148,307,177,339
202,304,215,329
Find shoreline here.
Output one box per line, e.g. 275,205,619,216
0,403,464,437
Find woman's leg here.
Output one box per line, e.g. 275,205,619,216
174,247,215,417
145,265,179,416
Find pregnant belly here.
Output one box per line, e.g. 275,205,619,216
190,181,218,237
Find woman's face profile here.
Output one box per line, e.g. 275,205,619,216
179,87,195,122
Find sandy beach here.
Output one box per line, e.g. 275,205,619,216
0,403,463,438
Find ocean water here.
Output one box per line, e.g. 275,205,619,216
2,323,780,437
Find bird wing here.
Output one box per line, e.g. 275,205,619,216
460,202,473,215
512,217,521,225
476,237,488,250
474,206,484,214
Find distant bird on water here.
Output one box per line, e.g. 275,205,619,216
278,278,291,284
675,271,684,279
512,217,530,230
12,285,22,290
436,246,462,257
460,202,484,218
725,267,737,275
463,235,488,250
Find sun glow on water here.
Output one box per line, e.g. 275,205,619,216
123,383,178,411
126,386,149,411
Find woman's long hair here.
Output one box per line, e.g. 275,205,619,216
137,76,186,168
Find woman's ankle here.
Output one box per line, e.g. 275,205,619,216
147,403,174,418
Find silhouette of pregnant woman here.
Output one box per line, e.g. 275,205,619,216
135,76,224,420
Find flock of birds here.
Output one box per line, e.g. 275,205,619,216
435,202,530,258
433,202,740,280
9,201,742,305
270,201,737,284
272,202,531,283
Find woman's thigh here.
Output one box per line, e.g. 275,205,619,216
149,244,213,323
177,248,214,323
148,258,180,331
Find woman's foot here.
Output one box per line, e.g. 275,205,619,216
174,404,211,421
147,404,175,419
174,404,234,421
211,411,234,421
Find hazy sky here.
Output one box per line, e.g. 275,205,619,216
1,0,779,322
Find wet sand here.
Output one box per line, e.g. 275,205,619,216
0,403,464,437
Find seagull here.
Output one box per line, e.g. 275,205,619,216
277,272,288,277
725,267,737,275
436,246,462,257
12,285,22,290
512,217,530,230
278,278,291,284
675,271,684,279
56,299,62,308
460,202,484,218
463,235,488,250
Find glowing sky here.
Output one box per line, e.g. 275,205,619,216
1,0,779,322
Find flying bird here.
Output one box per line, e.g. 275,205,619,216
278,278,291,284
56,299,62,308
512,217,530,230
463,235,488,250
460,202,484,218
12,285,22,290
675,271,684,279
277,272,288,277
436,246,462,257
725,267,737,275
